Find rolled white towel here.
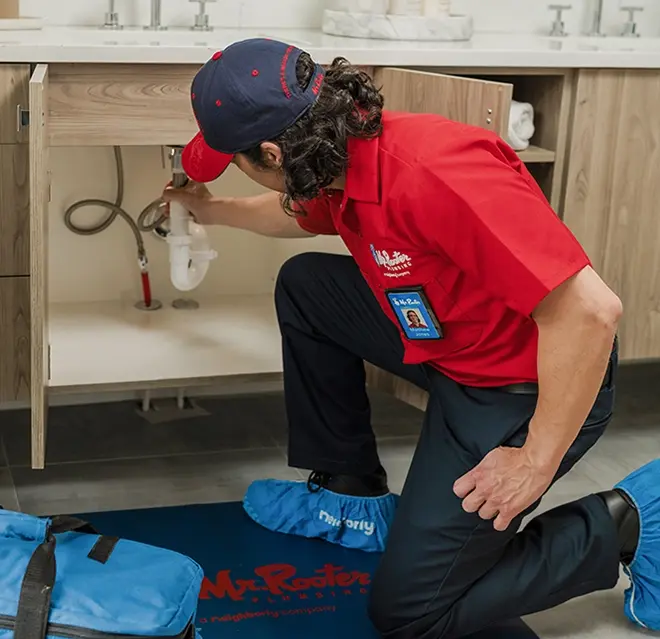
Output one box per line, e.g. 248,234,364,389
507,101,535,152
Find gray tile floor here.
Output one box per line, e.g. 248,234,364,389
0,362,658,638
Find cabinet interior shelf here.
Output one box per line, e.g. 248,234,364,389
48,295,283,390
516,145,556,163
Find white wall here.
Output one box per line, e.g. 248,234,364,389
452,0,660,37
19,0,660,36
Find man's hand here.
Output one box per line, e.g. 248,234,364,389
453,447,557,532
162,181,216,224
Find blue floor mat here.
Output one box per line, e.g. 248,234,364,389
79,502,538,639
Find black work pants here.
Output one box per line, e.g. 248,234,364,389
275,252,621,639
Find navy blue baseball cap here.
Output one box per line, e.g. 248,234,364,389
183,38,325,183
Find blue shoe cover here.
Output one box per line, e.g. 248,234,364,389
615,459,660,631
243,479,398,553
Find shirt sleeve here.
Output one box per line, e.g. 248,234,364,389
293,196,338,236
405,135,591,316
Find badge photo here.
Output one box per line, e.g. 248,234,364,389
386,288,443,340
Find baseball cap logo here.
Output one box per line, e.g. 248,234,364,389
279,46,295,99
312,73,324,96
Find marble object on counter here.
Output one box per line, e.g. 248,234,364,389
328,0,390,14
322,9,473,41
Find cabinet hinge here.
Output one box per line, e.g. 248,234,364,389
47,345,51,381
48,172,52,203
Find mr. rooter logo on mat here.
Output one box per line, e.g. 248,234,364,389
197,562,372,625
201,562,372,602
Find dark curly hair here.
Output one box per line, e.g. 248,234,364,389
241,54,384,214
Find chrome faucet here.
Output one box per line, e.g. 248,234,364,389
549,4,572,37
621,6,644,37
190,0,217,31
145,0,167,30
103,0,122,29
584,0,605,36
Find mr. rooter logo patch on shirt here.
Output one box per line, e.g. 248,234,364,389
370,244,412,279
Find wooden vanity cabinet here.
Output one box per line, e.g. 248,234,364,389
0,276,30,402
0,64,29,144
562,69,660,363
19,60,660,468
23,63,513,467
0,65,30,404
0,145,29,276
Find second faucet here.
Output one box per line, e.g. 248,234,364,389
146,0,166,30
583,0,605,36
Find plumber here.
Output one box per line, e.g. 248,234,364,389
164,38,660,638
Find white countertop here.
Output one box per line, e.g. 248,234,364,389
0,26,659,68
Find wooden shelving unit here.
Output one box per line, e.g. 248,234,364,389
517,145,556,164
425,67,575,214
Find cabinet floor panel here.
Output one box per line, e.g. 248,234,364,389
48,294,281,388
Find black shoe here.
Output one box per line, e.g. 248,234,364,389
599,488,640,565
307,465,389,497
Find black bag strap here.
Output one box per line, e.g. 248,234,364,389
88,535,120,564
50,516,118,563
14,516,119,639
50,515,98,535
14,533,56,639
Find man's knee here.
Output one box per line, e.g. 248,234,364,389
368,590,399,637
367,585,421,639
277,252,317,290
275,252,341,331
368,575,452,639
369,595,452,639
275,252,338,304
276,252,355,322
275,252,320,313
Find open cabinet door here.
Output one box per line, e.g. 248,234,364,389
29,64,50,469
366,69,513,412
374,68,512,136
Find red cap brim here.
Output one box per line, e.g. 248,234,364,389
182,132,234,183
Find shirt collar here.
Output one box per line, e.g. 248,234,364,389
343,135,381,205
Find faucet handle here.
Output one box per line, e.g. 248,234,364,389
190,0,216,31
548,4,572,37
190,0,217,32
620,5,644,37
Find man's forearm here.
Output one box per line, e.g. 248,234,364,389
525,267,622,469
525,317,615,468
203,191,316,238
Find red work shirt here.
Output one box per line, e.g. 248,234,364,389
296,111,591,387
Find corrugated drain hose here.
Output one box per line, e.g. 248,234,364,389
63,147,169,308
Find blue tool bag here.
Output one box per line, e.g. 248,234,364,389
0,510,203,639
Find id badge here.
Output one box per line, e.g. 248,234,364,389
386,287,443,340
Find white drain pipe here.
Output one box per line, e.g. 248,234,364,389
167,147,217,292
